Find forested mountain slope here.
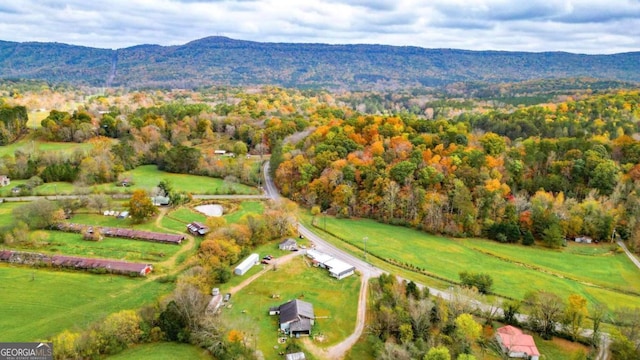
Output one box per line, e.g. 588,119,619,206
1,37,639,89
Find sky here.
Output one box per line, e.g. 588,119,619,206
0,0,639,54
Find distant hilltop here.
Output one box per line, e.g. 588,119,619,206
0,36,639,90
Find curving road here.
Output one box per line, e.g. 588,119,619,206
617,240,640,270
264,161,612,360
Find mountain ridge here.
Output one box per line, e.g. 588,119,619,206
1,36,638,89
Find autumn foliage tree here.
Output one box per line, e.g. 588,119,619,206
127,190,158,223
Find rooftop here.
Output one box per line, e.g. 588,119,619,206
496,325,540,356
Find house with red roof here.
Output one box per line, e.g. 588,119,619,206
495,325,540,360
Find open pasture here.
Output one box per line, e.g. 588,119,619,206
0,139,94,158
0,265,173,342
95,165,259,195
106,342,211,360
306,214,640,308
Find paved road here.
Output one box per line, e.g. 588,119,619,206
617,240,640,270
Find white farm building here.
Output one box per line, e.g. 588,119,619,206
234,253,259,276
306,250,355,280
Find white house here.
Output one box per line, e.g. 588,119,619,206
234,253,259,276
0,175,10,187
495,325,540,360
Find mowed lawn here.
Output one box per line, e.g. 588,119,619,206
40,230,181,263
308,215,640,308
0,165,259,197
221,257,360,359
106,342,211,360
0,139,94,158
0,201,22,226
110,165,259,195
0,265,173,341
224,201,265,223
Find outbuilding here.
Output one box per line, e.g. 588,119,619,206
234,253,259,276
323,258,356,280
575,236,593,244
187,222,210,236
279,238,298,251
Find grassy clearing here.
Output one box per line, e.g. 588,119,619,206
220,257,360,359
533,335,590,359
0,265,173,341
106,342,211,360
4,230,181,263
27,111,48,128
300,213,640,308
0,164,259,197
109,165,259,195
0,201,22,226
224,201,265,224
170,207,207,224
0,139,95,158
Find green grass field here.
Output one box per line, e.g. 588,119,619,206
2,229,181,263
0,139,94,158
0,265,173,341
224,201,265,223
221,256,360,359
106,342,211,360
0,201,21,226
27,111,48,128
110,165,259,195
0,165,259,197
301,213,640,309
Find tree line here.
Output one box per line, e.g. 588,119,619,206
273,91,640,251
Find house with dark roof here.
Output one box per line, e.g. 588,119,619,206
279,238,298,251
495,325,540,360
272,299,315,336
187,222,210,236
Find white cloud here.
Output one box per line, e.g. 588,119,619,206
0,0,638,53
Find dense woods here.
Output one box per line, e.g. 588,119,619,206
0,102,28,145
1,37,640,89
274,91,640,250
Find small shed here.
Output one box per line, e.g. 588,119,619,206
269,306,280,315
285,352,306,360
234,253,259,276
151,196,170,206
575,236,593,244
279,238,298,251
214,150,226,155
187,222,210,236
117,211,129,219
0,175,10,187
